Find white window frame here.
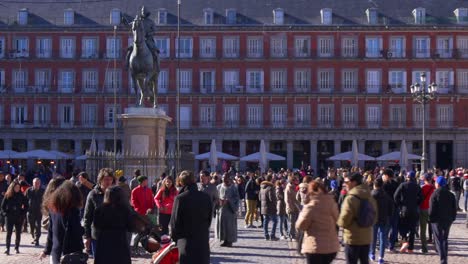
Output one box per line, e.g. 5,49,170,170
294,105,310,127
435,69,454,93
58,70,75,93
36,37,52,58
389,36,405,58
199,37,216,58
34,104,50,128
13,37,29,58
456,69,468,93
175,37,193,58
60,37,75,58
437,105,453,128
247,36,263,58
389,105,406,128
294,36,310,58
82,37,98,58
104,69,121,92
204,8,214,25
436,36,453,58
366,69,381,93
224,105,240,128
414,36,430,58
365,36,382,58
321,8,332,25
34,69,51,92
342,105,357,128
104,105,121,128
271,69,287,93
11,105,27,128
342,69,358,92
246,70,264,93
82,104,98,128
154,37,170,58
388,70,406,93
158,69,168,93
223,70,240,93
318,69,334,92
223,36,239,58
366,105,381,128
271,36,287,58
342,37,358,58
271,105,287,128
413,8,426,24
0,69,5,90
273,8,284,25
0,37,5,58
106,37,121,59
200,70,215,93
318,104,334,128
177,69,192,93
58,104,74,128
457,36,468,58
12,69,27,93
294,69,310,92
179,105,192,129
413,104,429,128
247,105,263,128
82,69,98,92
157,9,167,25
200,105,215,128
318,36,334,58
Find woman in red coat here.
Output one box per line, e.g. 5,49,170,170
154,176,178,235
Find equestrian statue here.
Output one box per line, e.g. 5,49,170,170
125,6,160,108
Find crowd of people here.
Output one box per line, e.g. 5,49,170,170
0,165,466,264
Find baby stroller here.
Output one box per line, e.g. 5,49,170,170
132,211,163,255
152,235,179,264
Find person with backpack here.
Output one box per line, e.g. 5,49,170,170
448,171,463,211
337,172,377,264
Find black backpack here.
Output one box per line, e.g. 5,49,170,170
350,195,376,227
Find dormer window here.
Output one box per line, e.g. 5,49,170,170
158,9,168,25
110,8,121,25
413,7,426,24
226,8,237,25
273,8,284,25
454,8,468,23
366,8,378,25
17,8,28,25
204,8,214,25
321,8,332,25
64,9,74,25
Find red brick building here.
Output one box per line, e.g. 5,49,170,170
0,1,467,174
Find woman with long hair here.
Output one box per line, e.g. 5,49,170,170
1,180,28,255
154,176,178,235
93,186,134,264
296,181,339,264
40,180,84,264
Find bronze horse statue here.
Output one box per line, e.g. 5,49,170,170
129,17,160,108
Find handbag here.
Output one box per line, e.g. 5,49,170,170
60,214,88,264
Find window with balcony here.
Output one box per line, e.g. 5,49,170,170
176,37,193,58
271,36,287,58
0,37,4,58
318,36,333,58
342,37,358,58
271,69,287,93
223,36,239,58
389,37,405,58
223,70,240,93
294,69,310,92
105,69,121,92
389,105,405,128
456,36,468,58
82,104,97,128
105,105,121,128
294,36,310,58
271,105,287,128
64,9,74,25
34,69,51,92
246,70,264,92
224,105,239,128
318,69,334,92
12,69,27,93
318,104,333,128
200,105,215,128
33,104,50,128
11,105,27,128
457,69,468,93
200,37,216,58
388,70,406,93
435,70,454,93
413,105,429,128
204,8,214,25
36,38,52,58
273,8,284,25
106,37,121,59
342,105,357,128
13,37,29,58
83,70,98,92
58,70,74,93
247,105,263,128
342,69,358,92
157,8,167,25
366,105,381,128
436,37,453,58
366,69,381,93
58,104,74,128
414,37,430,58
295,105,310,127
247,36,263,58
110,9,121,25
82,37,98,58
179,105,192,129
158,70,168,93
177,69,192,93
154,37,170,58
60,37,75,58
365,37,382,58
200,70,215,93
437,105,453,128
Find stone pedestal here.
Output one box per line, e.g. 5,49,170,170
119,107,172,184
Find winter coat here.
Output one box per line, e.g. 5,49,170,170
236,183,246,200
448,176,462,192
154,187,178,215
0,180,8,200
429,186,457,228
118,182,132,202
296,193,339,254
382,179,399,204
197,182,219,217
93,204,133,264
284,182,300,214
371,188,394,226
276,186,286,216
44,208,84,262
170,184,212,264
420,184,435,210
245,178,260,200
131,185,155,215
394,180,423,220
259,181,276,215
26,187,44,216
83,186,105,239
1,192,28,220
337,184,377,245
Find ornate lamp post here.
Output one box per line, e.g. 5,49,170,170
410,72,437,174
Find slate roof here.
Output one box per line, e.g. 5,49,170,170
0,0,465,28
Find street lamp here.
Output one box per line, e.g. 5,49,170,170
410,72,437,174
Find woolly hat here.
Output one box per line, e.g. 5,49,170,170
137,175,148,183
436,176,446,187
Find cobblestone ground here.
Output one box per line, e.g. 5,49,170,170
0,209,466,263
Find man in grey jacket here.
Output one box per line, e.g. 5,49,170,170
260,174,278,240
198,170,219,218
284,174,300,241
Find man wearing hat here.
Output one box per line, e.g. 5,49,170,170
429,176,457,264
131,176,155,216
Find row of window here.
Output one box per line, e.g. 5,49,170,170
0,103,453,130
1,68,467,94
1,35,467,59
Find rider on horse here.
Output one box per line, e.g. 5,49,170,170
125,6,160,70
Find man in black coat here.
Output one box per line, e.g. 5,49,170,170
26,178,45,246
170,170,212,264
429,176,457,264
381,169,400,251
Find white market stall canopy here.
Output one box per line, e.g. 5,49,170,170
327,151,376,161
195,151,239,161
376,151,422,161
240,152,286,162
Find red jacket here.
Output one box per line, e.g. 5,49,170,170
420,183,435,210
154,187,178,215
131,185,155,215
